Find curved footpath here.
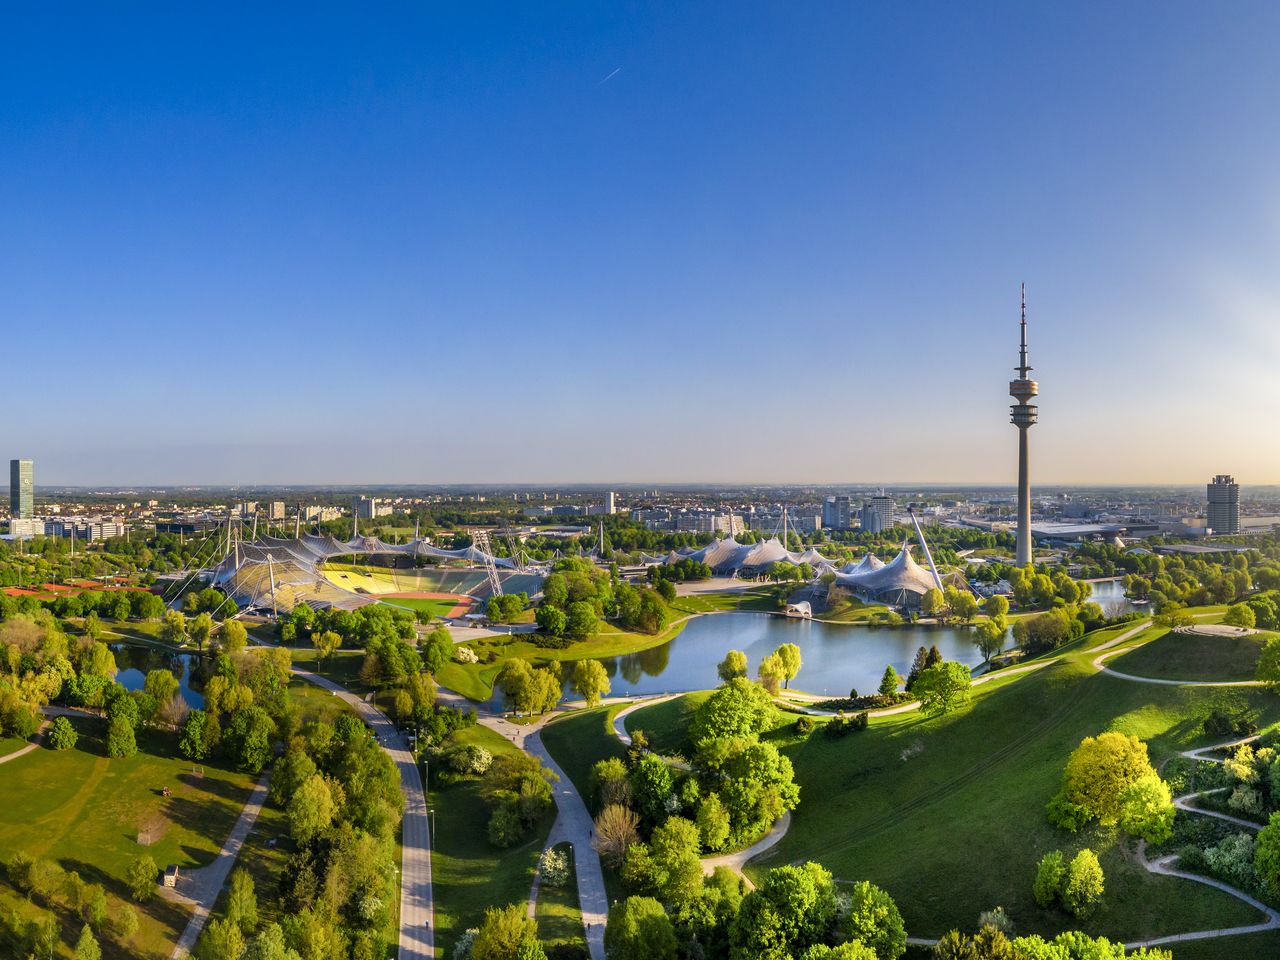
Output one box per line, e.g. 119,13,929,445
292,668,434,960
479,713,607,960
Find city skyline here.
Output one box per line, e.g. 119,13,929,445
6,4,1280,485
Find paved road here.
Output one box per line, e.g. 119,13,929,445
170,772,270,959
293,669,434,960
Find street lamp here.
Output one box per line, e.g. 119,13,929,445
429,807,436,841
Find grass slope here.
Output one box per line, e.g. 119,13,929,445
535,842,586,953
433,724,553,958
762,627,1280,944
540,706,627,802
1111,630,1268,683
0,717,259,959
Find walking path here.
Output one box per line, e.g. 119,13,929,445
482,713,607,960
700,813,791,884
168,772,270,958
293,668,434,960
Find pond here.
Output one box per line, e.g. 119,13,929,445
486,611,999,709
111,644,205,709
1086,578,1141,617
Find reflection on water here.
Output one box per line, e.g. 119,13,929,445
484,611,1008,710
1086,578,1140,617
111,645,205,708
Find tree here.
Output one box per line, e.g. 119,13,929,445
986,594,1010,619
145,668,180,708
1223,603,1256,629
419,626,452,674
196,917,245,960
629,754,676,823
565,600,599,640
179,709,210,761
905,646,930,690
1258,636,1280,692
107,713,137,758
843,880,906,960
1049,732,1158,830
288,774,336,845
189,612,213,652
689,677,774,746
1118,774,1175,843
48,715,78,750
224,706,277,773
877,666,900,698
126,855,157,902
605,896,678,960
535,604,567,637
1255,811,1280,897
776,643,802,689
159,609,187,645
974,618,1007,663
697,792,732,851
74,924,101,960
221,620,249,655
226,868,258,935
1061,849,1104,916
718,650,749,682
571,659,611,707
593,804,640,869
471,902,540,960
731,861,838,959
911,662,972,717
758,653,786,695
114,905,139,941
922,588,946,620
312,629,341,674
1032,850,1065,907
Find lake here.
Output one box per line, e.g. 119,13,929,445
111,645,205,709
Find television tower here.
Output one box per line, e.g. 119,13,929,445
1009,284,1038,567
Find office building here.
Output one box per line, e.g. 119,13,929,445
1207,475,1240,535
268,501,286,520
10,459,33,520
860,495,895,534
823,495,852,530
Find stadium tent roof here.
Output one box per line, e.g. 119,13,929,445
208,533,540,613
834,543,937,604
677,536,834,573
839,553,887,575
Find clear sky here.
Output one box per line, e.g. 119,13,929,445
5,3,1280,486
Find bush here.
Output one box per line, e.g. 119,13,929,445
824,713,869,738
47,716,78,750
794,716,815,735
538,847,571,887
1060,849,1104,916
1032,851,1065,908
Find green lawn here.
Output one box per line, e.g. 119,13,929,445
288,648,376,694
815,597,891,623
437,619,696,702
668,586,782,616
535,842,586,954
432,724,553,958
378,597,459,619
760,625,1280,944
0,717,260,959
1110,629,1269,683
1166,930,1280,958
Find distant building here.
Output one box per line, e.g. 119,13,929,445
586,492,617,517
823,496,852,530
1207,475,1240,535
550,504,585,517
523,505,553,519
10,459,33,520
353,496,392,519
302,505,343,522
860,495,895,534
7,518,43,538
268,501,286,520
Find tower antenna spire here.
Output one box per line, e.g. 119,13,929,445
1018,282,1031,378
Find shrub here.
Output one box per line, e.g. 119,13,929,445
1060,849,1105,916
794,716,815,735
47,716,78,750
538,847,571,887
455,646,479,664
1032,851,1065,908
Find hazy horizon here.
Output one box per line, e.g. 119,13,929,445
6,4,1280,486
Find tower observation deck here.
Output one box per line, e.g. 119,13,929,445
1010,285,1038,566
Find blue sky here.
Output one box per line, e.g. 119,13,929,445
5,3,1280,485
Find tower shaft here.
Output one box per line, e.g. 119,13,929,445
1016,426,1032,566
1009,284,1039,567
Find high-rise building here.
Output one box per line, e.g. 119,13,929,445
268,501,286,520
1009,286,1038,566
860,495,894,534
823,495,852,530
9,459,33,520
1207,475,1240,535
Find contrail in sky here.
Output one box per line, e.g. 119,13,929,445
598,67,621,85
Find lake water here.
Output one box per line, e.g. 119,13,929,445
591,612,993,699
1086,578,1140,617
111,645,205,709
